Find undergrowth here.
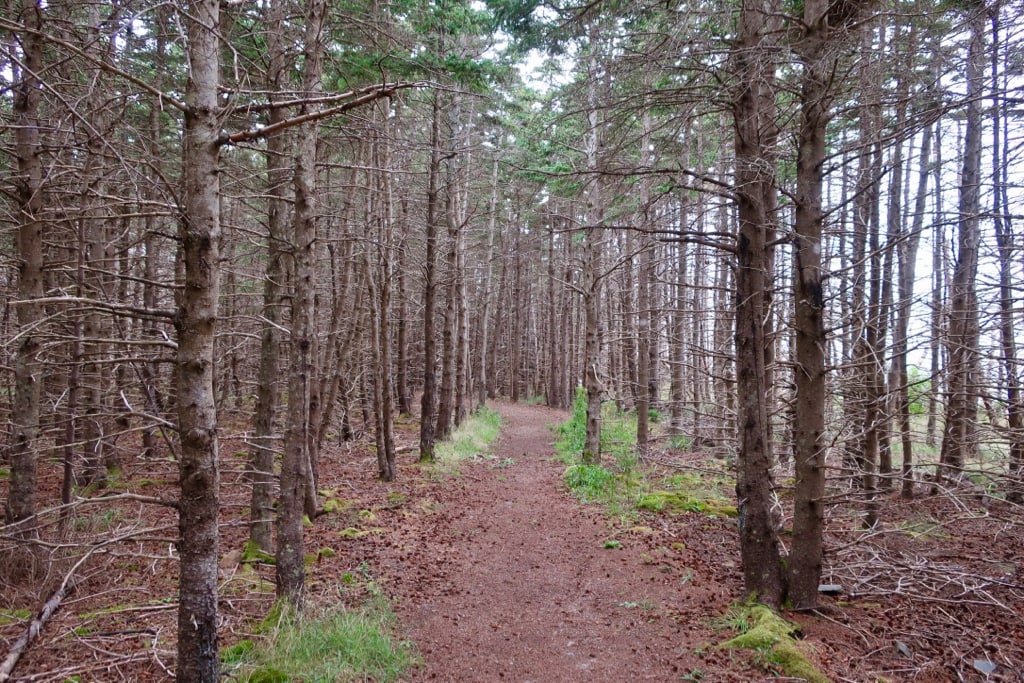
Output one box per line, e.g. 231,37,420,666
716,603,830,683
556,389,735,519
221,595,416,682
432,406,503,476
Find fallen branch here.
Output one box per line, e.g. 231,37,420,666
0,577,77,682
0,528,133,681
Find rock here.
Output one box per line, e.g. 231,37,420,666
973,660,997,676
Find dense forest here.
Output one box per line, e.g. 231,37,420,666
1,0,1023,679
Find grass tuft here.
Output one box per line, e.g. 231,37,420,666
224,599,416,682
433,406,503,475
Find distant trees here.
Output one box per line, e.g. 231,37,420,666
2,0,1024,675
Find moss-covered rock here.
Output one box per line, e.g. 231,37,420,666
719,604,830,683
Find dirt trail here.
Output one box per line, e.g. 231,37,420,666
393,402,747,682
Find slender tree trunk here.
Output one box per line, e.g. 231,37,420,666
990,12,1024,501
582,29,605,464
396,197,413,415
940,7,985,480
478,161,498,409
926,124,945,448
787,0,863,607
419,93,442,462
731,0,785,606
248,0,289,554
176,0,222,676
636,109,654,448
896,119,933,499
277,0,327,608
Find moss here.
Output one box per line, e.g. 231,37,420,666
241,540,276,565
637,491,738,517
133,477,168,488
304,547,337,566
322,497,352,514
0,609,31,625
719,604,830,683
339,527,368,538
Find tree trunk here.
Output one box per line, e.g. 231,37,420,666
787,0,865,607
419,93,443,462
940,7,985,480
277,0,327,608
731,0,784,606
582,30,605,465
6,0,45,529
636,109,654,448
990,12,1024,502
896,118,933,499
176,0,222,676
248,0,289,554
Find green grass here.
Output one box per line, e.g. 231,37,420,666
433,406,503,476
554,388,638,467
223,598,416,683
555,390,735,520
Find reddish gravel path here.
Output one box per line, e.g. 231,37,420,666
392,402,751,682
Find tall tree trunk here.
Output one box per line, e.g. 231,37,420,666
786,0,869,607
277,0,327,608
926,123,945,448
990,11,1024,502
419,93,443,462
940,7,985,480
896,118,933,499
249,0,289,554
582,27,605,464
731,0,785,606
479,161,498,409
368,111,398,481
176,0,222,676
6,0,45,529
636,108,654,448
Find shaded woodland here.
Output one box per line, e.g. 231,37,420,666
1,0,1023,679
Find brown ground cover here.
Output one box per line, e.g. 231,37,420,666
2,401,1022,681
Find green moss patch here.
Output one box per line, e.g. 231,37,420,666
241,540,276,565
0,608,31,625
719,604,830,683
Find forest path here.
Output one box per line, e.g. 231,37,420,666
393,401,733,682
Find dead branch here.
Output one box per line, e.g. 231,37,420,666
0,572,77,682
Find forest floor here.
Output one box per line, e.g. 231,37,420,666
2,401,1023,681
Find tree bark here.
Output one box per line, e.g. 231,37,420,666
895,118,933,499
990,11,1024,502
6,0,46,529
277,0,327,608
419,92,443,462
176,0,222,676
940,6,985,479
248,0,289,554
731,0,784,606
